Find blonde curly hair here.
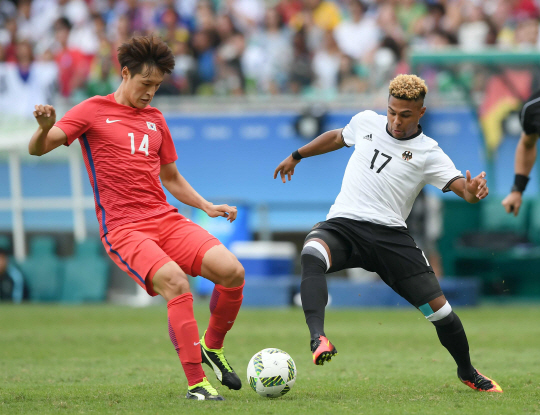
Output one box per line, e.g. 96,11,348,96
388,74,428,102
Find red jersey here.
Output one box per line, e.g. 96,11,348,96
55,93,178,236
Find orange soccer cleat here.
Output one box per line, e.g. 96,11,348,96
311,334,338,366
458,369,503,393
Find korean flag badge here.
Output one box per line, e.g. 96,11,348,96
147,121,157,131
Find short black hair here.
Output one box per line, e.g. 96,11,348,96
117,35,175,77
54,17,72,31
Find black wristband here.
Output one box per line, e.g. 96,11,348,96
292,150,304,160
512,174,529,193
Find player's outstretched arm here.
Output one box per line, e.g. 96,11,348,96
449,170,488,204
273,128,345,183
160,162,237,222
29,105,67,156
502,131,538,216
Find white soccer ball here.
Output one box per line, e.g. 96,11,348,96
247,348,297,398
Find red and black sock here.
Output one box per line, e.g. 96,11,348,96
204,282,244,349
167,293,205,386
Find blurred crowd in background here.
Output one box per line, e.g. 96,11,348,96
1,0,540,103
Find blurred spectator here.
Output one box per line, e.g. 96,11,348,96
276,0,303,24
396,0,427,39
242,7,293,93
290,0,342,52
171,40,196,94
0,40,57,117
225,0,266,34
415,2,447,37
0,0,16,28
191,30,217,94
424,28,458,50
333,0,380,60
194,0,217,32
291,0,341,32
16,0,35,43
312,31,341,91
2,0,540,99
0,243,26,304
155,5,191,45
457,3,491,51
85,38,119,98
337,54,365,93
377,1,405,46
289,28,313,93
215,14,246,95
1,17,17,62
113,15,133,50
53,17,90,98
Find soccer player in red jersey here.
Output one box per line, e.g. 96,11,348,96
28,35,244,401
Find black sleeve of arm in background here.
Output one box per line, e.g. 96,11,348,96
520,90,540,135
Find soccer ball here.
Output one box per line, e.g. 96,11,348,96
247,348,297,398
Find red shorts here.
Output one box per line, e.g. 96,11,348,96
101,211,221,296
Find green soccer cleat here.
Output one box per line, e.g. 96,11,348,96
311,333,338,365
200,331,242,390
186,377,224,401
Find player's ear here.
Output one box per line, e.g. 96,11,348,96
419,105,426,118
121,66,130,80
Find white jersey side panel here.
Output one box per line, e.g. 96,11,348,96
327,111,462,227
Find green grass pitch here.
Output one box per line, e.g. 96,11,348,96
1,303,539,414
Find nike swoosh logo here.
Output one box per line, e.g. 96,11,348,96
194,342,200,346
106,119,121,123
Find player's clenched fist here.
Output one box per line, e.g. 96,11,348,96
502,191,522,217
33,105,56,130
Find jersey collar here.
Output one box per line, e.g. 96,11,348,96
385,124,423,141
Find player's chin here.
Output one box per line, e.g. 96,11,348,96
138,99,151,107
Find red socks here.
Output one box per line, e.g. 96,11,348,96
204,282,244,349
167,293,205,386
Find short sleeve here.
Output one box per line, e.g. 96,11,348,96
424,146,463,193
520,97,540,135
342,111,371,147
55,99,97,146
157,114,178,165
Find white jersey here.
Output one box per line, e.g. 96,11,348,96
0,62,58,118
327,110,462,228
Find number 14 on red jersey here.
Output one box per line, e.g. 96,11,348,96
128,133,149,156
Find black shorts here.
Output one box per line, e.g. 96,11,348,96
310,217,442,307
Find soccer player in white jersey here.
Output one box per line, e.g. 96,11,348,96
274,74,502,393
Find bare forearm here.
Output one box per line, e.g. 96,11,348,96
162,173,211,212
515,133,537,176
297,129,344,158
28,127,51,156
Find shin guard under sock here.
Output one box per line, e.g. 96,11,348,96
167,293,205,386
204,282,244,349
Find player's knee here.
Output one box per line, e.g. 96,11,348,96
301,241,330,274
220,259,245,288
419,300,454,326
153,268,190,299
